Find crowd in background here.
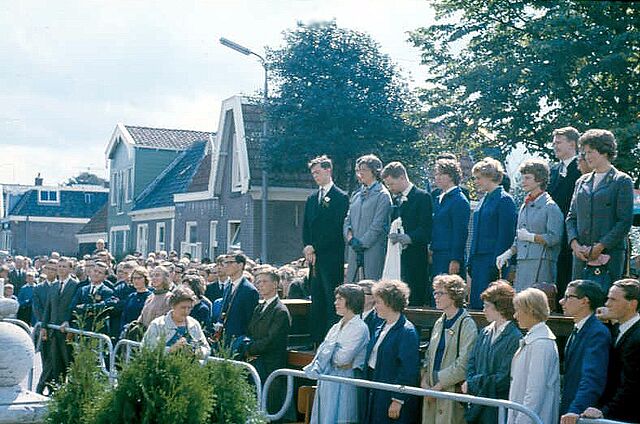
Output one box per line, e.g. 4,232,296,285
1,126,639,423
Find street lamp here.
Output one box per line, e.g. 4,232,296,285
219,37,269,263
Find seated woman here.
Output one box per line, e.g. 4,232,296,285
364,280,420,424
138,265,173,328
421,274,478,424
120,266,152,337
304,284,370,424
496,159,564,292
462,280,522,423
508,288,560,424
142,286,210,358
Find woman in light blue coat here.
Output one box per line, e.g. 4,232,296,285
344,154,392,282
496,159,564,292
304,284,370,424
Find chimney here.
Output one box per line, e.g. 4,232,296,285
34,173,43,186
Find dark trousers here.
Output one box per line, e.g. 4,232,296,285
50,331,73,385
555,245,573,307
309,257,340,344
36,338,53,394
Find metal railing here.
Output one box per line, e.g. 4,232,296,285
578,419,632,424
262,368,545,424
111,338,262,402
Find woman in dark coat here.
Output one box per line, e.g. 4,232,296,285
462,280,522,423
364,279,420,424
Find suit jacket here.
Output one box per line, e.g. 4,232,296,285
9,268,27,294
303,184,349,259
344,181,392,281
431,186,471,263
549,158,581,216
470,186,517,259
561,314,611,415
72,283,115,332
566,166,634,251
32,281,54,324
219,277,259,339
204,280,224,302
600,319,640,422
364,314,420,424
43,278,79,326
247,297,291,380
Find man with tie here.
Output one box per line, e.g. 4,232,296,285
548,127,581,300
303,155,349,343
559,280,610,424
40,257,79,391
381,161,433,306
204,264,224,302
246,268,291,414
72,261,114,334
34,259,59,394
9,255,27,296
583,279,640,422
215,252,259,344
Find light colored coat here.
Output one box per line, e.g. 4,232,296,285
344,181,392,282
142,311,210,358
422,309,478,424
512,192,564,291
507,322,560,424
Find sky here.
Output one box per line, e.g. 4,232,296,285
0,0,435,186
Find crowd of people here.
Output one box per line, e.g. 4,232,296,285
1,126,639,423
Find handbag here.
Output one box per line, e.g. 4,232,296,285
582,254,612,293
531,246,557,312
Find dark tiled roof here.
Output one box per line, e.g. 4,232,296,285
77,204,108,234
124,125,213,151
241,103,313,189
9,189,108,219
133,140,208,211
186,152,211,193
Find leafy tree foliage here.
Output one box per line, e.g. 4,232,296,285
66,171,108,187
410,1,640,179
265,21,422,191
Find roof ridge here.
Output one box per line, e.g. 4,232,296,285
132,140,207,207
124,124,214,134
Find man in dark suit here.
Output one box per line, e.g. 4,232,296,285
381,161,433,306
215,252,259,344
72,261,114,334
548,127,581,301
9,255,27,295
559,280,611,424
583,279,640,422
303,155,349,343
246,268,291,415
40,257,79,391
204,264,225,302
34,259,58,394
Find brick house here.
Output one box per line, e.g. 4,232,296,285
0,183,108,257
104,124,212,257
174,95,314,264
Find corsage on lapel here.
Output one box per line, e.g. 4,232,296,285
321,196,331,208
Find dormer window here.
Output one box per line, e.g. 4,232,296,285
38,190,59,204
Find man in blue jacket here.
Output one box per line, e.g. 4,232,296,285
559,279,610,424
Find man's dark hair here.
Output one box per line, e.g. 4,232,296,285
308,155,333,170
228,252,247,269
335,283,365,315
381,161,408,179
568,280,606,311
613,279,640,311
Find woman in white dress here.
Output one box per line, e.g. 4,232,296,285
304,284,370,424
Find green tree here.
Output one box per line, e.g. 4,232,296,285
266,21,422,191
66,171,108,187
410,0,640,179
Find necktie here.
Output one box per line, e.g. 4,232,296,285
566,326,579,353
560,162,567,178
318,187,324,205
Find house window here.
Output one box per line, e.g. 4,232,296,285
136,224,148,256
126,168,133,203
231,137,243,192
84,193,94,204
156,222,166,252
181,221,201,261
209,220,218,258
116,171,125,213
110,173,117,206
38,190,59,204
186,222,197,244
227,220,241,251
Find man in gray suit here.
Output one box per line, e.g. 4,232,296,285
344,154,392,282
34,259,58,394
40,257,79,390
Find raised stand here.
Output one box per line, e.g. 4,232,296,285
0,291,48,424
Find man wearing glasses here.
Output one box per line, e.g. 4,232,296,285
559,280,611,424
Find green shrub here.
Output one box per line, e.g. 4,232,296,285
94,343,213,424
45,336,110,424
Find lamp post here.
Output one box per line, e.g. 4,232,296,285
219,37,269,263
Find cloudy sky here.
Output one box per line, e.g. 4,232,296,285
0,0,435,186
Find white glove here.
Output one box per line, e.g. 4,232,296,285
496,249,514,269
517,228,536,243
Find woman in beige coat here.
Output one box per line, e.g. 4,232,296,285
421,274,478,424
